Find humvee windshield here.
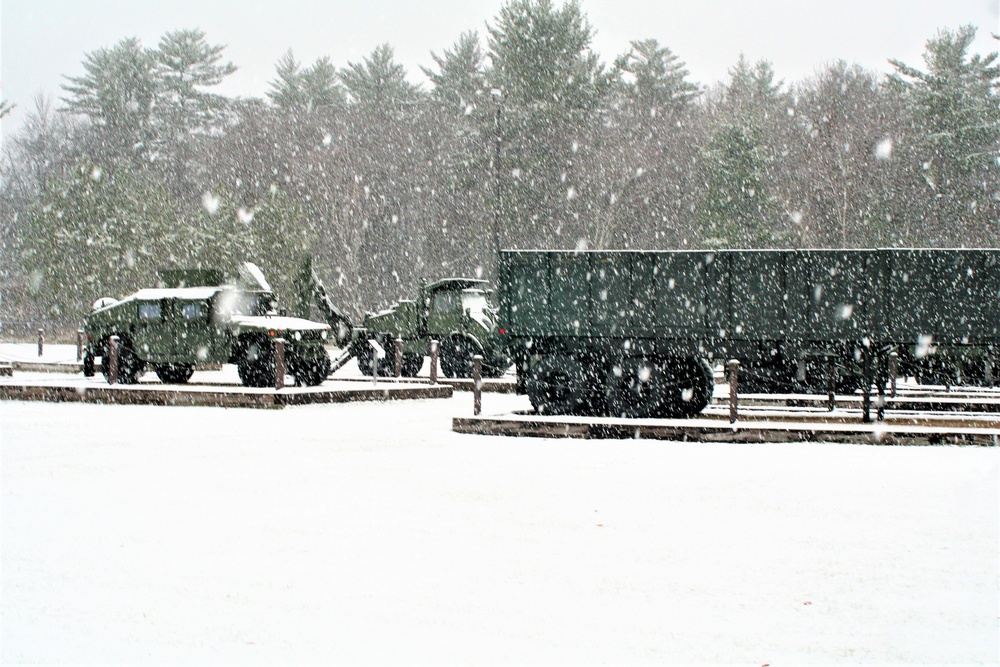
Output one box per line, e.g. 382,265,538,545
216,290,277,318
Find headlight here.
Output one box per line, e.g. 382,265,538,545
294,331,302,341
321,330,329,340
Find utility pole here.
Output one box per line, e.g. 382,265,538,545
491,88,503,277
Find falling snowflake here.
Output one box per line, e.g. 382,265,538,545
874,137,893,160
202,192,221,215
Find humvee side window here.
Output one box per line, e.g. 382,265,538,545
432,292,458,313
139,303,162,320
182,302,206,320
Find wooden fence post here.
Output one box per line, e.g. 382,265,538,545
473,355,483,416
429,339,439,385
274,338,285,390
394,338,403,378
727,359,739,424
108,335,120,385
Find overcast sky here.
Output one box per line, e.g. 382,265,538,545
1,0,998,140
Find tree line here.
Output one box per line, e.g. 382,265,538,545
1,0,998,335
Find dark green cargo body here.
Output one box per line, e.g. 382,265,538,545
498,249,999,417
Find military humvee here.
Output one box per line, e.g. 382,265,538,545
83,263,332,387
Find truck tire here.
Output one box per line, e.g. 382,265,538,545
154,363,194,384
605,356,662,418
401,353,423,377
355,336,394,377
238,339,275,387
525,355,591,415
441,336,482,378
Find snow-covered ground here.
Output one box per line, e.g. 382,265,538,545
2,383,997,664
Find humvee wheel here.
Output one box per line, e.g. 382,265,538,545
293,353,331,386
154,363,194,384
238,339,276,387
100,336,145,384
441,336,482,378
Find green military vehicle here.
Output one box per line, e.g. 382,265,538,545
299,264,510,378
498,248,1000,418
83,263,333,387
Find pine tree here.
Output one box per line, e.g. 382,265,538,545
267,51,346,113
613,39,700,115
61,37,158,159
487,0,608,112
698,123,773,248
485,0,611,248
340,44,421,109
155,29,237,135
16,159,176,318
422,31,488,112
889,25,1000,244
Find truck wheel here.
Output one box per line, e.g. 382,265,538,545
401,353,423,377
355,337,394,376
154,363,194,384
441,336,481,378
238,339,275,387
525,355,591,415
82,349,95,377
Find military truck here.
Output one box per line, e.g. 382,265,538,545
83,263,333,387
497,248,1000,417
299,263,510,378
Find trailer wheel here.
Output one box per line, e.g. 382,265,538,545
525,355,591,415
353,336,393,376
606,356,663,418
661,357,715,418
154,363,194,384
238,338,275,387
607,356,714,418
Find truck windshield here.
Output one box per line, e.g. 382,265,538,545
461,290,489,317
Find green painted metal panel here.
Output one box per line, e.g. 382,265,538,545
726,250,788,340
548,252,592,336
787,250,880,340
654,251,713,337
499,251,550,335
589,253,635,336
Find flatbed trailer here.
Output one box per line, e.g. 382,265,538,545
497,248,1000,417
